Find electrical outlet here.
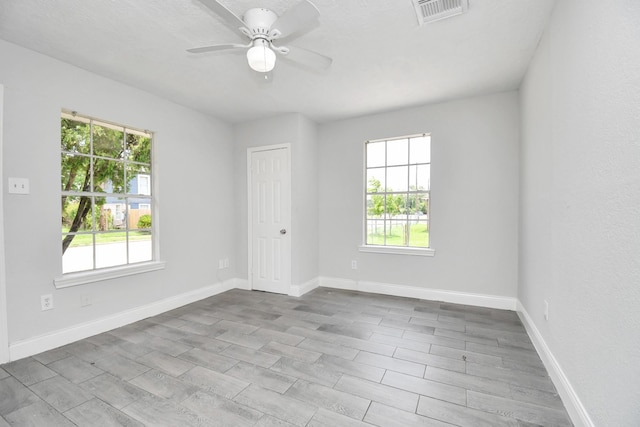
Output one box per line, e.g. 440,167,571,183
351,260,357,270
224,258,229,268
81,294,91,307
41,294,53,311
544,300,549,321
218,259,224,269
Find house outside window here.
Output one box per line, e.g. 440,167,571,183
364,134,431,250
60,111,154,274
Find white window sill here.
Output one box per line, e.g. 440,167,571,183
54,261,166,289
359,245,435,256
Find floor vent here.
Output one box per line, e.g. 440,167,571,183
413,0,469,25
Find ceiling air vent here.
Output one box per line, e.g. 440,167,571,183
413,0,469,25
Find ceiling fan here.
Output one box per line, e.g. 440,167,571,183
188,0,332,73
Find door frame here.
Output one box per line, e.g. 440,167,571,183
247,143,292,293
0,84,9,362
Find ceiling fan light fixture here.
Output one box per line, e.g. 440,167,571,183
247,39,276,72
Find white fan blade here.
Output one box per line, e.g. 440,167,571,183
271,0,320,39
283,45,332,70
187,43,247,54
196,0,245,31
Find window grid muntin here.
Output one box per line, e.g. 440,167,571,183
61,111,153,274
365,134,430,248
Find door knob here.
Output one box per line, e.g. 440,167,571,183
280,229,287,235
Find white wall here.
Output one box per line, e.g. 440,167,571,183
519,0,640,425
0,40,235,349
318,92,520,298
0,84,8,362
291,116,319,286
233,113,319,288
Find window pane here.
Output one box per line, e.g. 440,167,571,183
61,118,91,154
387,138,408,166
130,205,152,231
126,166,151,195
95,232,127,269
93,124,124,159
61,154,90,192
407,193,429,215
129,235,153,263
366,141,385,167
385,219,408,246
61,195,93,233
409,164,430,191
62,235,94,274
366,168,385,193
366,219,385,245
62,196,79,230
410,136,430,164
382,195,399,217
125,132,152,164
386,166,408,192
97,196,125,231
387,194,408,216
366,194,385,218
408,220,429,248
423,193,430,216
98,196,127,230
93,158,125,193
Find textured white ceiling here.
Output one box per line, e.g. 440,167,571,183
0,0,555,123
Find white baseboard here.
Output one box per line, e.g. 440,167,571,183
318,276,358,291
516,301,594,427
9,279,238,362
234,278,251,291
289,277,320,297
319,276,517,310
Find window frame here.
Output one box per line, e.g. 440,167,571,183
55,110,163,288
360,133,435,257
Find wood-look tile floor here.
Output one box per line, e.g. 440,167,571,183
0,288,573,426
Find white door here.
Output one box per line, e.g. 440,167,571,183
248,145,291,294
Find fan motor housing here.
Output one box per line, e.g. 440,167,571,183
243,8,278,35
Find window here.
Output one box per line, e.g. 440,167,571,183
137,174,150,195
60,111,154,274
364,134,431,251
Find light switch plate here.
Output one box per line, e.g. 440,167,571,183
8,177,30,194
